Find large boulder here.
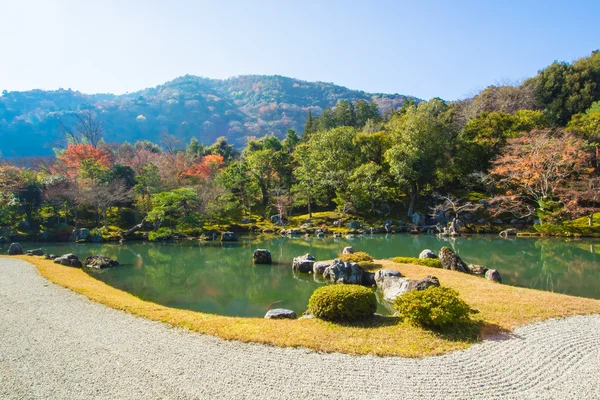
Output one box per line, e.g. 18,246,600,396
419,249,437,259
362,272,376,286
438,247,469,273
322,259,364,284
342,246,354,254
292,254,316,273
485,269,502,283
467,264,488,276
84,255,120,269
312,261,330,275
7,243,23,255
26,248,44,256
500,228,518,237
253,249,272,264
264,308,296,319
221,231,239,242
376,271,440,302
54,254,82,268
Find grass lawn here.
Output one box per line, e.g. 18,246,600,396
8,255,600,357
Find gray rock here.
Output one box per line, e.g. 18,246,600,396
467,264,489,276
241,218,256,224
264,309,296,319
342,246,354,254
312,261,330,275
253,249,272,264
316,231,325,238
322,259,364,284
300,223,311,229
374,269,403,287
347,221,361,229
377,272,440,302
485,269,502,283
54,254,82,268
77,228,90,241
84,255,120,269
292,254,316,273
492,219,504,225
438,247,470,274
419,249,437,259
26,248,44,256
7,243,23,255
500,228,517,237
362,272,376,286
45,254,57,260
221,231,239,242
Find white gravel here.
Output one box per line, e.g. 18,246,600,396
1,257,599,400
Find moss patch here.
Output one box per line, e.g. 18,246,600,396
6,255,600,357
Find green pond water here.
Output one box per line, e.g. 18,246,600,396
7,234,600,317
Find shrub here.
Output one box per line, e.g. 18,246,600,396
308,284,377,322
391,256,442,268
357,261,381,271
338,251,374,263
148,228,174,241
393,286,472,329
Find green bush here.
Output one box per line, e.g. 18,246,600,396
308,284,377,322
338,251,374,263
148,228,174,241
393,286,472,329
391,256,442,268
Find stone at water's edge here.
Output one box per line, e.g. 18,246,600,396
253,249,272,264
485,269,502,283
500,228,518,237
322,259,364,284
292,254,316,273
438,247,470,274
54,254,82,268
374,269,403,286
362,271,376,286
8,243,23,255
221,231,239,242
312,261,330,275
264,309,296,319
468,264,489,276
84,255,120,269
26,248,44,256
419,249,437,259
342,246,354,254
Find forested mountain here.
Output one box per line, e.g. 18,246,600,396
0,75,416,157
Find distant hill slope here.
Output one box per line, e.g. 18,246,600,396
0,75,416,157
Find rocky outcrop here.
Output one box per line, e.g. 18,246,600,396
7,243,23,255
485,269,502,283
419,249,437,259
322,260,364,284
467,264,488,276
84,255,120,269
54,254,82,268
221,231,239,242
26,248,44,256
292,254,316,273
264,308,296,319
342,246,354,254
438,247,469,273
253,249,272,264
375,270,440,302
362,272,376,286
312,261,330,275
500,228,518,238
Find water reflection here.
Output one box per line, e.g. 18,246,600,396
4,234,599,316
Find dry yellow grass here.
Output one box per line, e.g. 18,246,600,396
6,255,600,357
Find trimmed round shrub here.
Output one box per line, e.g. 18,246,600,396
391,256,442,268
308,284,377,322
393,286,472,329
338,251,374,263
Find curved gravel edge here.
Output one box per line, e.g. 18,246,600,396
1,258,599,400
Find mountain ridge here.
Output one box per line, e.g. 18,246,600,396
0,74,418,157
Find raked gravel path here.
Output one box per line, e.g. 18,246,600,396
1,258,599,400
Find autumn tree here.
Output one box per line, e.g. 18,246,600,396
490,129,593,223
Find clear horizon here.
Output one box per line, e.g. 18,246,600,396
1,0,599,101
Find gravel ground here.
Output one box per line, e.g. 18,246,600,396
1,258,599,400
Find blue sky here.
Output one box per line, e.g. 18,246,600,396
0,0,598,100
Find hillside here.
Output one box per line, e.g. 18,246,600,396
0,75,417,157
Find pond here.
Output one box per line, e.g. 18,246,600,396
7,234,600,317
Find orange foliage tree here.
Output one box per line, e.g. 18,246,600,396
57,144,113,180
490,129,594,222
184,154,224,181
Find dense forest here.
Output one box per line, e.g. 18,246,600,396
0,75,414,157
1,51,600,241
